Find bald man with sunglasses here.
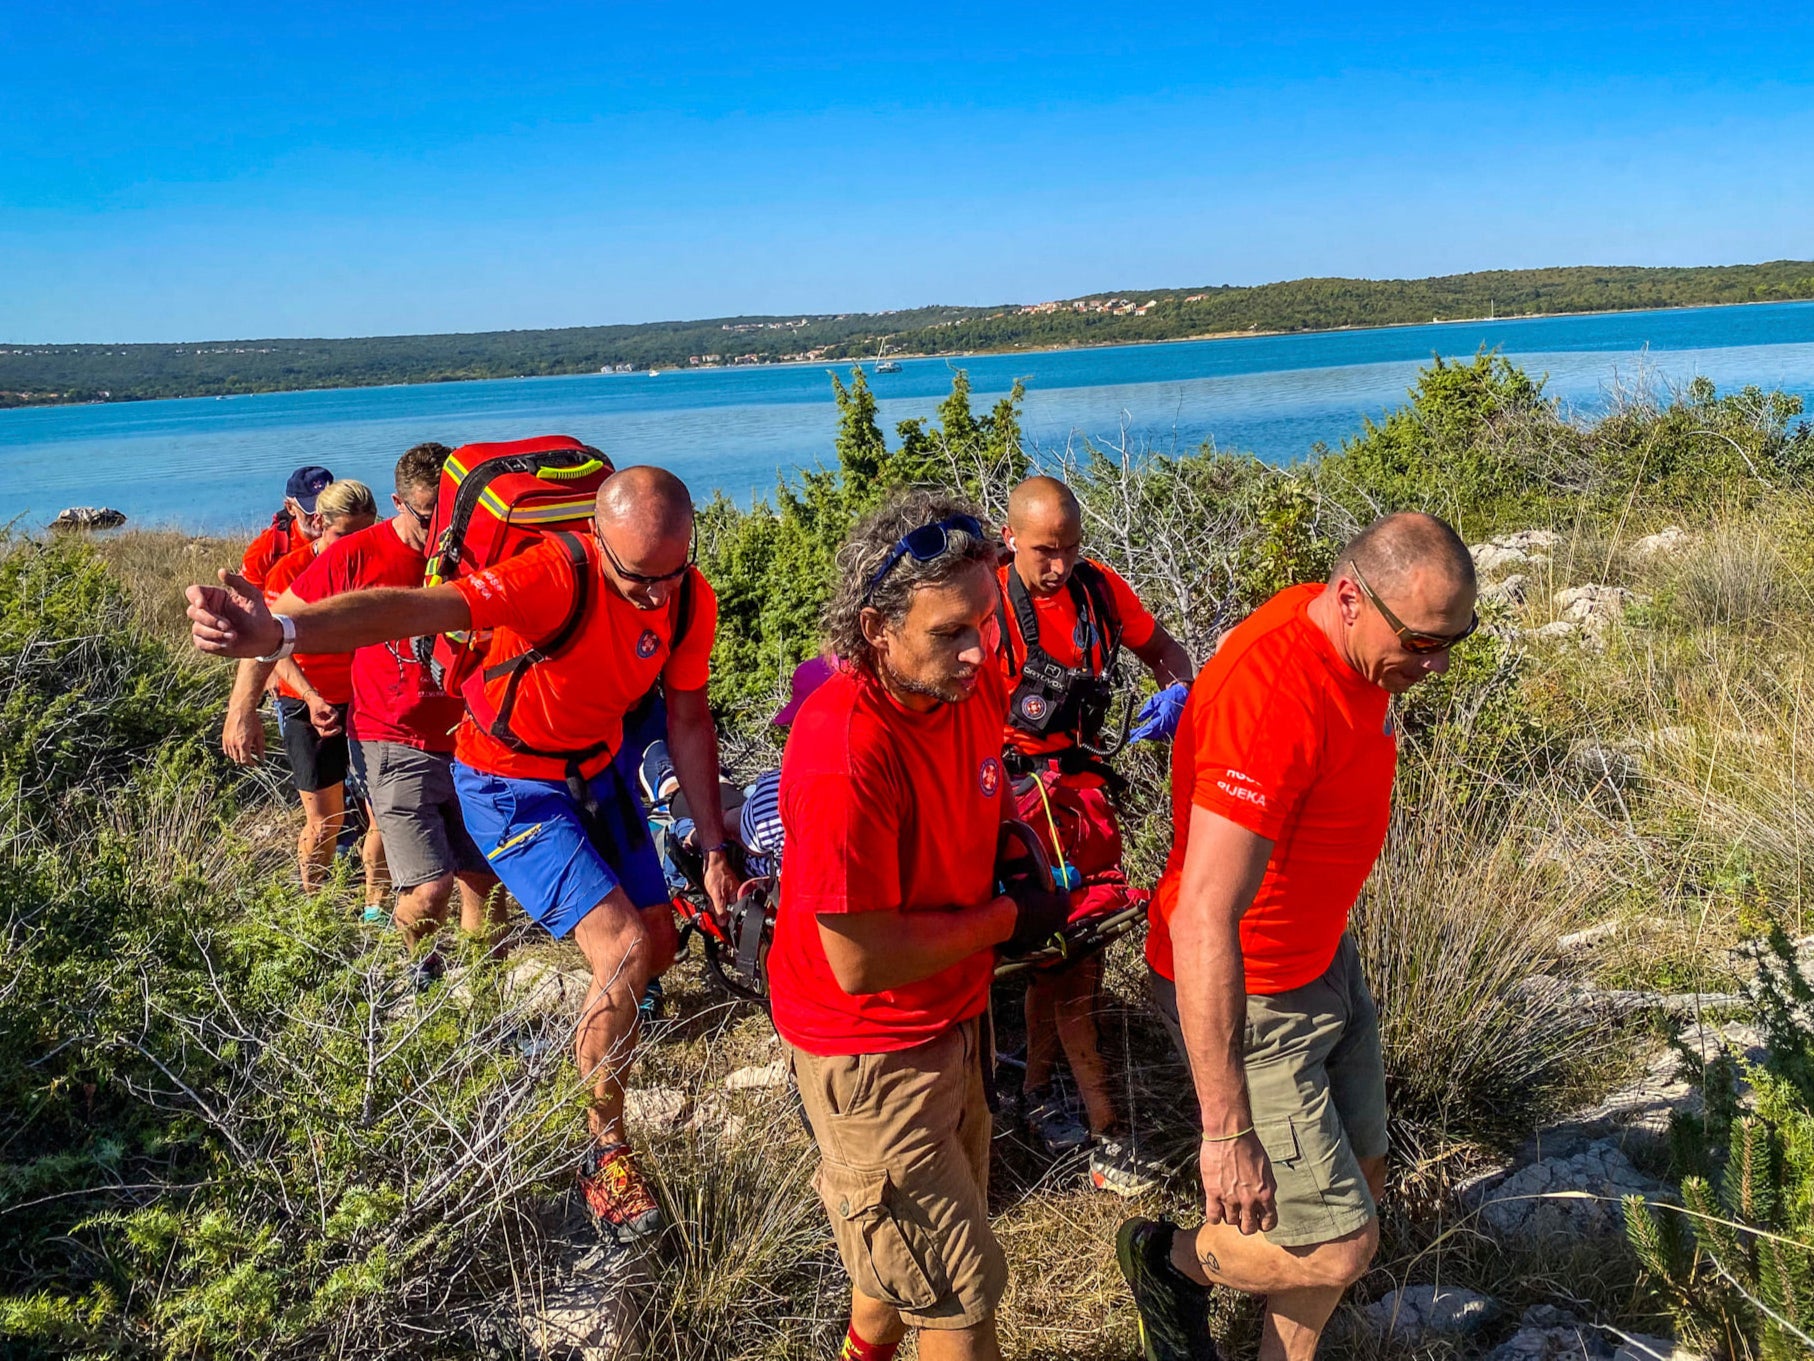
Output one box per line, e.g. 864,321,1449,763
187,465,736,1247
1118,513,1476,1361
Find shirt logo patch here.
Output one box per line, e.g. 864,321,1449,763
635,629,661,659
979,756,1003,798
1019,694,1048,722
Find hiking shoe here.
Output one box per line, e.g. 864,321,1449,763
1091,1135,1168,1198
637,977,664,1029
1116,1217,1219,1361
578,1143,664,1244
1024,1084,1090,1153
408,951,446,994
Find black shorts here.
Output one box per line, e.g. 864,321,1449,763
277,697,349,794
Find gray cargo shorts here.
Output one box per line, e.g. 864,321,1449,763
354,740,487,890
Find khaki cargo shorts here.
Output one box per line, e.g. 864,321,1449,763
786,1017,1006,1329
1151,933,1388,1248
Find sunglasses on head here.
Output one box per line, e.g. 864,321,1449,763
595,521,697,585
862,514,986,604
1350,563,1478,654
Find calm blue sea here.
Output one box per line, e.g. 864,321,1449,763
5,301,1814,534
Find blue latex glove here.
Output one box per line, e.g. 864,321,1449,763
1129,683,1189,744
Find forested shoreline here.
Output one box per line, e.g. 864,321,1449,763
5,259,1812,409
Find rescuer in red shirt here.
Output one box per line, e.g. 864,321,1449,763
993,475,1194,1197
1117,513,1478,1361
241,464,333,590
186,465,737,1247
767,490,1070,1361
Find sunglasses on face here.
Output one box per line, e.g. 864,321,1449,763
862,514,986,604
1350,563,1478,654
595,521,697,585
393,494,434,529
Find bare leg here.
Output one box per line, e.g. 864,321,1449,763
361,804,387,911
296,785,345,892
1049,954,1120,1135
1022,970,1061,1093
917,1318,1002,1360
571,893,678,1144
1167,1159,1383,1361
848,1284,1000,1361
849,1292,906,1353
456,871,507,956
393,871,455,953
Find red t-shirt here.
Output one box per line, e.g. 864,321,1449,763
242,513,298,590
1146,584,1397,994
996,559,1158,757
264,543,353,706
767,664,1011,1056
288,520,465,752
449,535,718,782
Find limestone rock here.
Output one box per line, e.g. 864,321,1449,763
1611,1333,1701,1361
49,505,127,530
623,1086,687,1135
514,1244,646,1360
1529,619,1584,643
1628,527,1689,560
723,1058,789,1091
1481,573,1531,606
1486,1324,1614,1360
1499,529,1563,553
1469,1138,1663,1242
1474,543,1538,574
1555,584,1646,632
506,960,592,1019
1568,741,1641,787
1361,1285,1500,1340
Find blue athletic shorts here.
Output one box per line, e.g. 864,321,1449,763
453,750,670,940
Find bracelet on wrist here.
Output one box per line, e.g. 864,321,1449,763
1201,1125,1255,1144
255,614,297,663
702,840,735,857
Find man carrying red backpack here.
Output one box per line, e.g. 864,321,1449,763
186,461,737,1245
994,476,1194,1196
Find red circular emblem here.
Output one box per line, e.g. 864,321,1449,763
1021,694,1048,721
636,629,660,659
979,756,1003,798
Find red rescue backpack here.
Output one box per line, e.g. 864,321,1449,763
418,435,612,722
418,435,696,773
1011,765,1148,925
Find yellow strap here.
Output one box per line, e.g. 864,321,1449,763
1030,774,1072,882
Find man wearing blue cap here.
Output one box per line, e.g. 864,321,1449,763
243,465,334,590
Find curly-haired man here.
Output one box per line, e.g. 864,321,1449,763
767,489,1071,1361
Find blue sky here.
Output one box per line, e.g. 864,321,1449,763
4,2,1812,342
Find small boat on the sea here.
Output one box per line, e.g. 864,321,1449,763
873,341,902,374
648,369,660,377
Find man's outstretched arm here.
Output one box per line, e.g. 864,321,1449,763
817,898,1017,996
188,570,470,658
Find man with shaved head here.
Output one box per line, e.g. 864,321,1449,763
994,474,1193,1196
1119,512,1476,1361
187,461,735,1246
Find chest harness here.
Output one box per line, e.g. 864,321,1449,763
997,560,1124,754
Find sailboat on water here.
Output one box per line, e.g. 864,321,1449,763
873,340,902,374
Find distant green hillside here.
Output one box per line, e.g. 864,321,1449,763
5,260,1812,408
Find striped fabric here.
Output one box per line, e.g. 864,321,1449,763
739,769,784,877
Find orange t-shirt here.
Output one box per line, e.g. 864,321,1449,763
767,664,1011,1055
1146,584,1397,994
263,542,354,706
242,513,299,591
995,559,1158,757
449,535,718,782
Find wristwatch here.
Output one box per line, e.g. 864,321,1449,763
255,614,298,663
702,840,735,857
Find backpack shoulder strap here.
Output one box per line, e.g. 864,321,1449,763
1070,559,1123,668
669,568,696,655
480,530,592,683
1007,567,1047,669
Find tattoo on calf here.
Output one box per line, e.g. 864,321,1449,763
1198,1249,1222,1276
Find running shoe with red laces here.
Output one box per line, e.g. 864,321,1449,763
577,1142,664,1244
